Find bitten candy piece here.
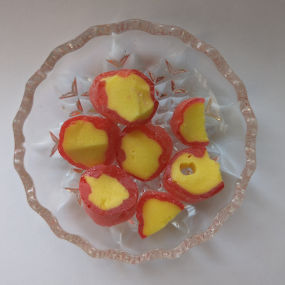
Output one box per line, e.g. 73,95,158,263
163,147,224,203
58,115,119,170
89,69,158,126
116,123,173,181
136,191,184,239
79,165,139,226
170,97,209,146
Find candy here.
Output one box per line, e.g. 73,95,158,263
89,69,158,126
163,147,224,203
79,165,139,226
170,98,209,146
136,191,184,238
116,123,173,181
58,116,119,170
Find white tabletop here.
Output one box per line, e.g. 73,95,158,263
1,0,284,284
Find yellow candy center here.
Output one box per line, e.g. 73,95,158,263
142,198,182,237
180,102,208,143
121,130,163,180
86,174,129,211
171,151,223,195
104,73,154,122
62,120,108,168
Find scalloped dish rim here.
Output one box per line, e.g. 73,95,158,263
13,19,257,264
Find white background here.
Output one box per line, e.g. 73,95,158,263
1,0,284,284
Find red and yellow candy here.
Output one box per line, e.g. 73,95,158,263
116,123,173,181
163,147,224,203
136,191,184,238
58,68,225,236
89,69,158,126
58,116,119,170
170,98,209,146
79,165,139,226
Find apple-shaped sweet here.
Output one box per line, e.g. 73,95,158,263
58,115,119,170
89,69,158,126
163,147,224,203
170,97,209,146
116,123,173,181
136,191,184,238
79,165,139,226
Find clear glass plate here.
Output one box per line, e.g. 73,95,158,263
13,19,257,264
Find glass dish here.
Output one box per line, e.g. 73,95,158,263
13,19,257,264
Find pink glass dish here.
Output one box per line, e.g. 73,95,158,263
13,19,257,264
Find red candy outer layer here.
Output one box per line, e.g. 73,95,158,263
170,97,209,147
136,191,184,239
163,147,224,203
79,165,139,227
116,123,173,181
89,69,158,126
58,115,120,170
